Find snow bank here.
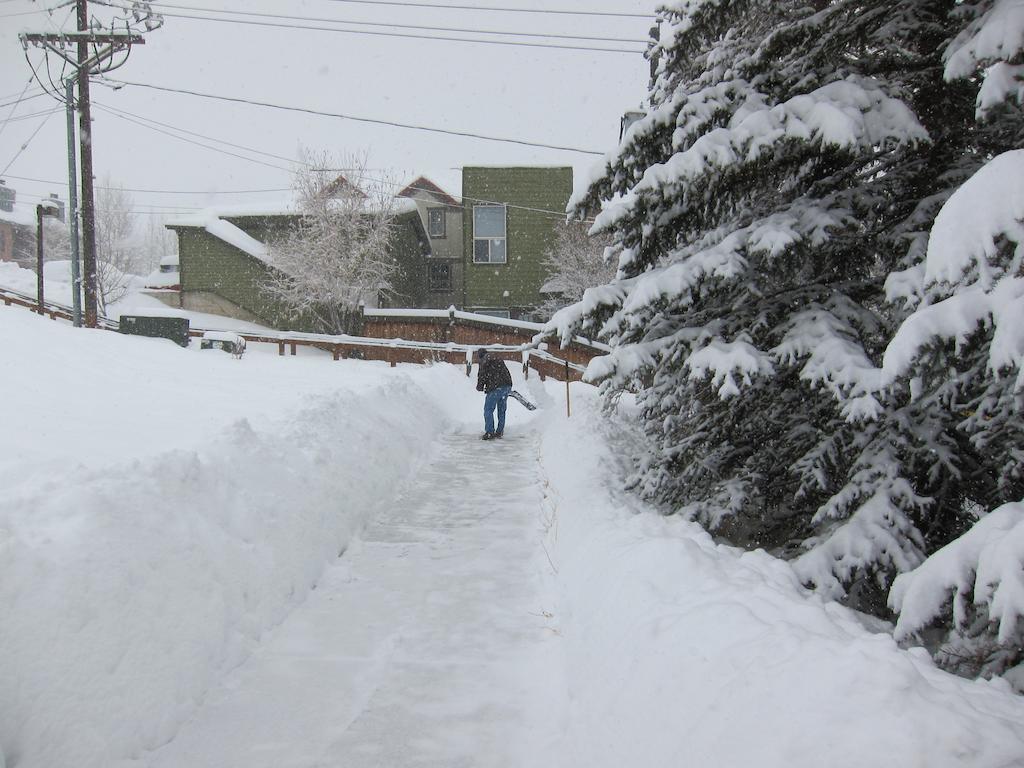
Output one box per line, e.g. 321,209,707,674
0,261,76,306
540,391,1024,767
0,307,466,768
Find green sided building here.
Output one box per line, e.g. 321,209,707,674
162,167,573,329
460,166,573,319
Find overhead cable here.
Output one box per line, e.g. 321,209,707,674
93,2,645,54
4,172,292,195
0,77,36,141
0,107,65,126
105,79,607,155
130,1,649,44
90,103,587,221
313,0,653,19
92,104,297,173
0,111,57,178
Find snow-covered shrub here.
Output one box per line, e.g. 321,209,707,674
889,503,1024,688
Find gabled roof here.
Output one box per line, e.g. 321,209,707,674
397,176,460,208
166,198,423,266
324,174,366,199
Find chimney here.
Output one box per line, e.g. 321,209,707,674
0,180,14,213
48,193,65,223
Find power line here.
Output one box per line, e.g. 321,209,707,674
89,104,584,220
0,111,57,178
94,100,303,167
106,79,607,155
3,99,582,220
0,92,51,111
93,2,645,54
18,191,200,214
0,107,65,126
92,103,298,173
4,172,292,195
0,77,36,141
95,106,580,220
313,0,652,19
131,1,649,44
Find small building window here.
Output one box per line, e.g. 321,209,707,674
428,261,452,291
427,208,446,238
473,205,506,264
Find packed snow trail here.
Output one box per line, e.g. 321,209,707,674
138,428,562,768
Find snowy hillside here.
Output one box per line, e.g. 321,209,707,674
1,305,1023,767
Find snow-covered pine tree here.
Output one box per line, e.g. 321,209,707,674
880,0,1024,683
550,0,1015,613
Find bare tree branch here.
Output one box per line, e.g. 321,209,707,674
262,149,400,333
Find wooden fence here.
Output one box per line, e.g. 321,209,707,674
0,288,605,383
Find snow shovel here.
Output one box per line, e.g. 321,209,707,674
509,390,537,410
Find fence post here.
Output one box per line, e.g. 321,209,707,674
565,359,571,418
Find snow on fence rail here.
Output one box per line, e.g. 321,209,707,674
0,289,599,381
188,326,591,380
0,286,119,330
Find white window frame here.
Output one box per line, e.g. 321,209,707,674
427,207,446,239
472,204,507,264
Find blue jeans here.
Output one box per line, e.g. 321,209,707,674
484,386,512,434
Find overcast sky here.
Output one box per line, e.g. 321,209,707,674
0,0,656,221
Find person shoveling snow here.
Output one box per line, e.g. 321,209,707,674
475,348,536,439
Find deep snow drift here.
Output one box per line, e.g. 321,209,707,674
2,305,1023,767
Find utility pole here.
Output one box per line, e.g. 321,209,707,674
20,0,158,327
76,0,99,327
65,77,82,327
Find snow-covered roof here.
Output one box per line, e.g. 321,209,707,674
159,253,179,267
364,307,546,332
142,274,180,290
0,203,38,227
205,218,270,263
461,165,573,170
167,197,421,268
166,196,418,229
165,201,299,227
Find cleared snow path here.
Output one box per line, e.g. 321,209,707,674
139,428,562,768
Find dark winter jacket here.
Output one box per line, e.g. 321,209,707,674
476,356,513,393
